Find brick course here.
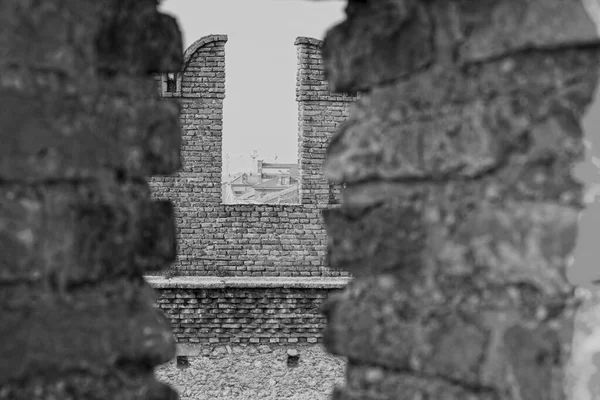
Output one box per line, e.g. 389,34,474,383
156,287,333,345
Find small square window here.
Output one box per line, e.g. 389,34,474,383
166,73,177,93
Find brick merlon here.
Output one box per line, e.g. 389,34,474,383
182,34,228,71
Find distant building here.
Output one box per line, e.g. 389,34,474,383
222,158,300,204
229,173,261,196
253,176,299,199
258,162,299,180
257,184,300,204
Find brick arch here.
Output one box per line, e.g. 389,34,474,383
183,34,228,70
158,34,228,97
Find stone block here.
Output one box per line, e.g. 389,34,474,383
0,180,176,284
322,275,434,372
0,371,177,400
338,362,497,400
322,0,433,93
502,324,562,400
0,0,182,79
0,79,181,182
446,202,578,297
457,0,599,62
0,279,175,384
323,200,425,275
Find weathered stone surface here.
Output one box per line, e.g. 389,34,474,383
322,276,426,366
457,0,599,62
321,0,599,94
325,47,600,185
97,3,183,74
323,200,425,275
322,0,434,93
445,202,578,297
339,156,585,212
0,0,181,397
0,371,178,400
0,180,176,284
0,279,175,384
425,311,490,384
323,275,577,395
322,275,491,381
340,362,498,400
0,78,181,182
327,100,511,183
320,0,600,398
0,0,182,77
326,189,580,296
0,0,98,76
332,387,492,400
503,324,562,400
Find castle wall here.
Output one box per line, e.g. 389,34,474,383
295,37,355,205
149,35,355,277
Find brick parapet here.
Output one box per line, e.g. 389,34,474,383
149,276,351,348
154,285,342,346
148,35,352,276
295,37,356,206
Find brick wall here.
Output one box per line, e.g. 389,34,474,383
149,35,355,277
154,283,342,346
296,37,355,205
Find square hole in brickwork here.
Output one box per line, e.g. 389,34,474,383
176,356,190,369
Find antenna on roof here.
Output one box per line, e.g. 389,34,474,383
226,153,230,176
250,150,259,174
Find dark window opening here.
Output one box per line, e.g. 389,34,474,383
176,356,190,369
329,183,345,205
166,72,177,93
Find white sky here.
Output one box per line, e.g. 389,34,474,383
159,0,345,173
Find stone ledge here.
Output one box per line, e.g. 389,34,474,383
146,276,352,289
174,342,318,356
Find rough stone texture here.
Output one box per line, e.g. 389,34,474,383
0,0,181,398
321,0,600,398
335,362,498,400
149,36,355,276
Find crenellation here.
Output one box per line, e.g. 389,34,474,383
148,35,352,277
